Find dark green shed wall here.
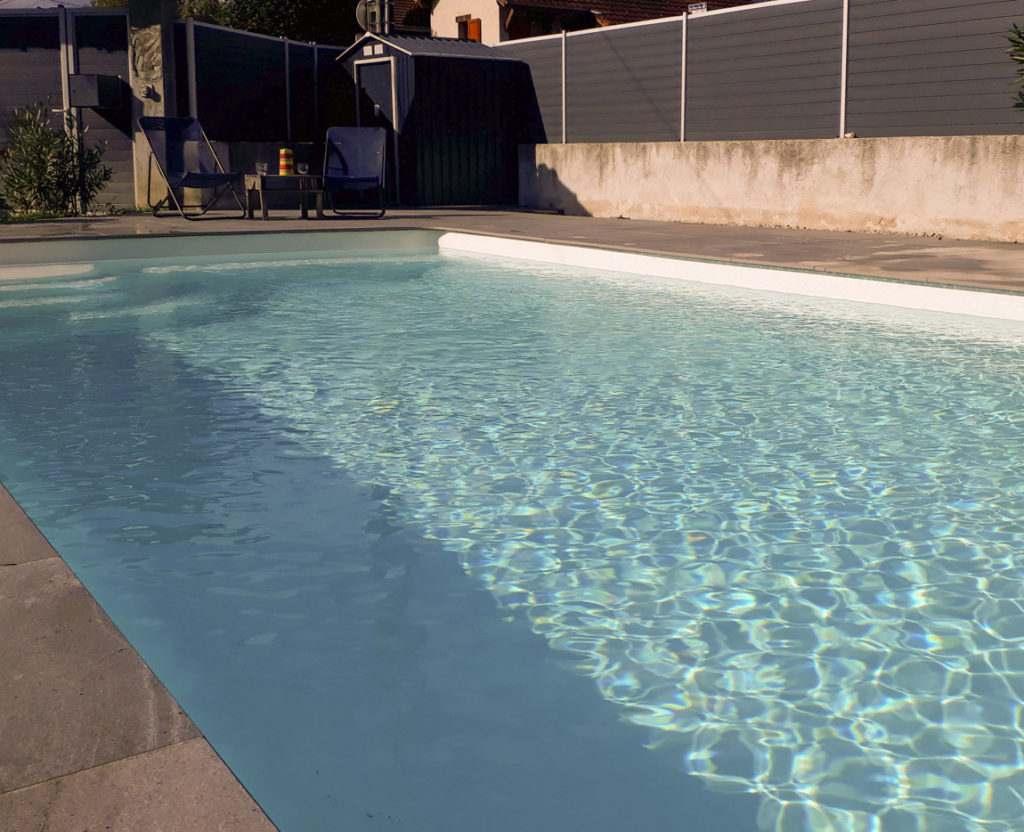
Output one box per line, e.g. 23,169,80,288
401,56,521,205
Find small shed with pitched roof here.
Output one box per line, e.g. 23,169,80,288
335,33,541,206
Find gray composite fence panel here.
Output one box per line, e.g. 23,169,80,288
846,0,1024,137
685,0,844,141
565,20,683,142
0,14,62,139
191,24,288,141
493,37,562,142
316,46,355,135
288,44,316,142
74,13,133,209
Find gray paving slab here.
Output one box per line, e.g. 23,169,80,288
0,738,276,832
0,483,58,566
0,557,201,793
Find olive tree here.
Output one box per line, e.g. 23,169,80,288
0,103,112,218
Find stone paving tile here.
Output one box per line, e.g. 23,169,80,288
0,483,58,566
0,557,199,793
0,738,277,831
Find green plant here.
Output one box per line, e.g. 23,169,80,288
1010,24,1024,109
0,102,112,217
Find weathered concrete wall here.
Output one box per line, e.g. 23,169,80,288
130,0,179,209
519,136,1024,243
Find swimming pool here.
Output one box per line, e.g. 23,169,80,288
2,232,1024,832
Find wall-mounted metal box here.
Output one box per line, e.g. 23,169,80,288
68,73,125,109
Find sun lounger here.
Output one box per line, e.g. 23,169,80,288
139,116,245,219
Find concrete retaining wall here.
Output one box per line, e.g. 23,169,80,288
519,136,1024,243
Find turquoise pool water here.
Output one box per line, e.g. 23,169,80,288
2,244,1024,832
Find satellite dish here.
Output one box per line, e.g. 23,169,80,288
355,0,383,32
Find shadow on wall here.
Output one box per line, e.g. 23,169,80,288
518,156,591,217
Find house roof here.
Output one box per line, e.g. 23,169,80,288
337,33,521,61
391,0,430,29
497,0,771,27
500,0,685,26
0,0,92,7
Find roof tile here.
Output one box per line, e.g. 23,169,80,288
501,0,771,27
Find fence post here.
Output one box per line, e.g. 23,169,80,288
186,18,198,118
680,14,687,141
839,0,849,137
313,44,319,143
284,38,292,142
561,29,567,143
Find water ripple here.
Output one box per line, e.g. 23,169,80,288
10,252,1024,832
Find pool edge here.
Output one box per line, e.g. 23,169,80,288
436,232,1024,323
0,228,443,270
1,219,1020,830
0,482,279,831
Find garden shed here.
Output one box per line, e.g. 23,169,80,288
335,33,541,206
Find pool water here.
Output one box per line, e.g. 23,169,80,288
2,246,1024,832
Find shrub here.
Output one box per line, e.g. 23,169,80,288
0,102,112,217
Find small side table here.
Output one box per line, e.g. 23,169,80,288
245,174,324,219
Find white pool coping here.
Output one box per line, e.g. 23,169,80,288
438,232,1024,323
3,227,1022,323
0,229,441,275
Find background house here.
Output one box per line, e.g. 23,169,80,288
429,0,768,44
390,0,433,34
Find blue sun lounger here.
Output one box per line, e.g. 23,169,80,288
139,116,245,219
322,126,387,218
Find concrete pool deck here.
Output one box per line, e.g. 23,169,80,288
1,208,1022,292
0,208,1021,831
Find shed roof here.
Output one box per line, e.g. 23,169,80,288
337,33,521,62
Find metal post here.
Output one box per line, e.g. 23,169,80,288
561,29,567,143
69,9,82,214
186,18,198,118
58,7,72,116
58,7,83,213
390,58,400,200
680,15,687,141
839,0,849,137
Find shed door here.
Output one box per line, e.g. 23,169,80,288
354,58,399,197
355,59,394,129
